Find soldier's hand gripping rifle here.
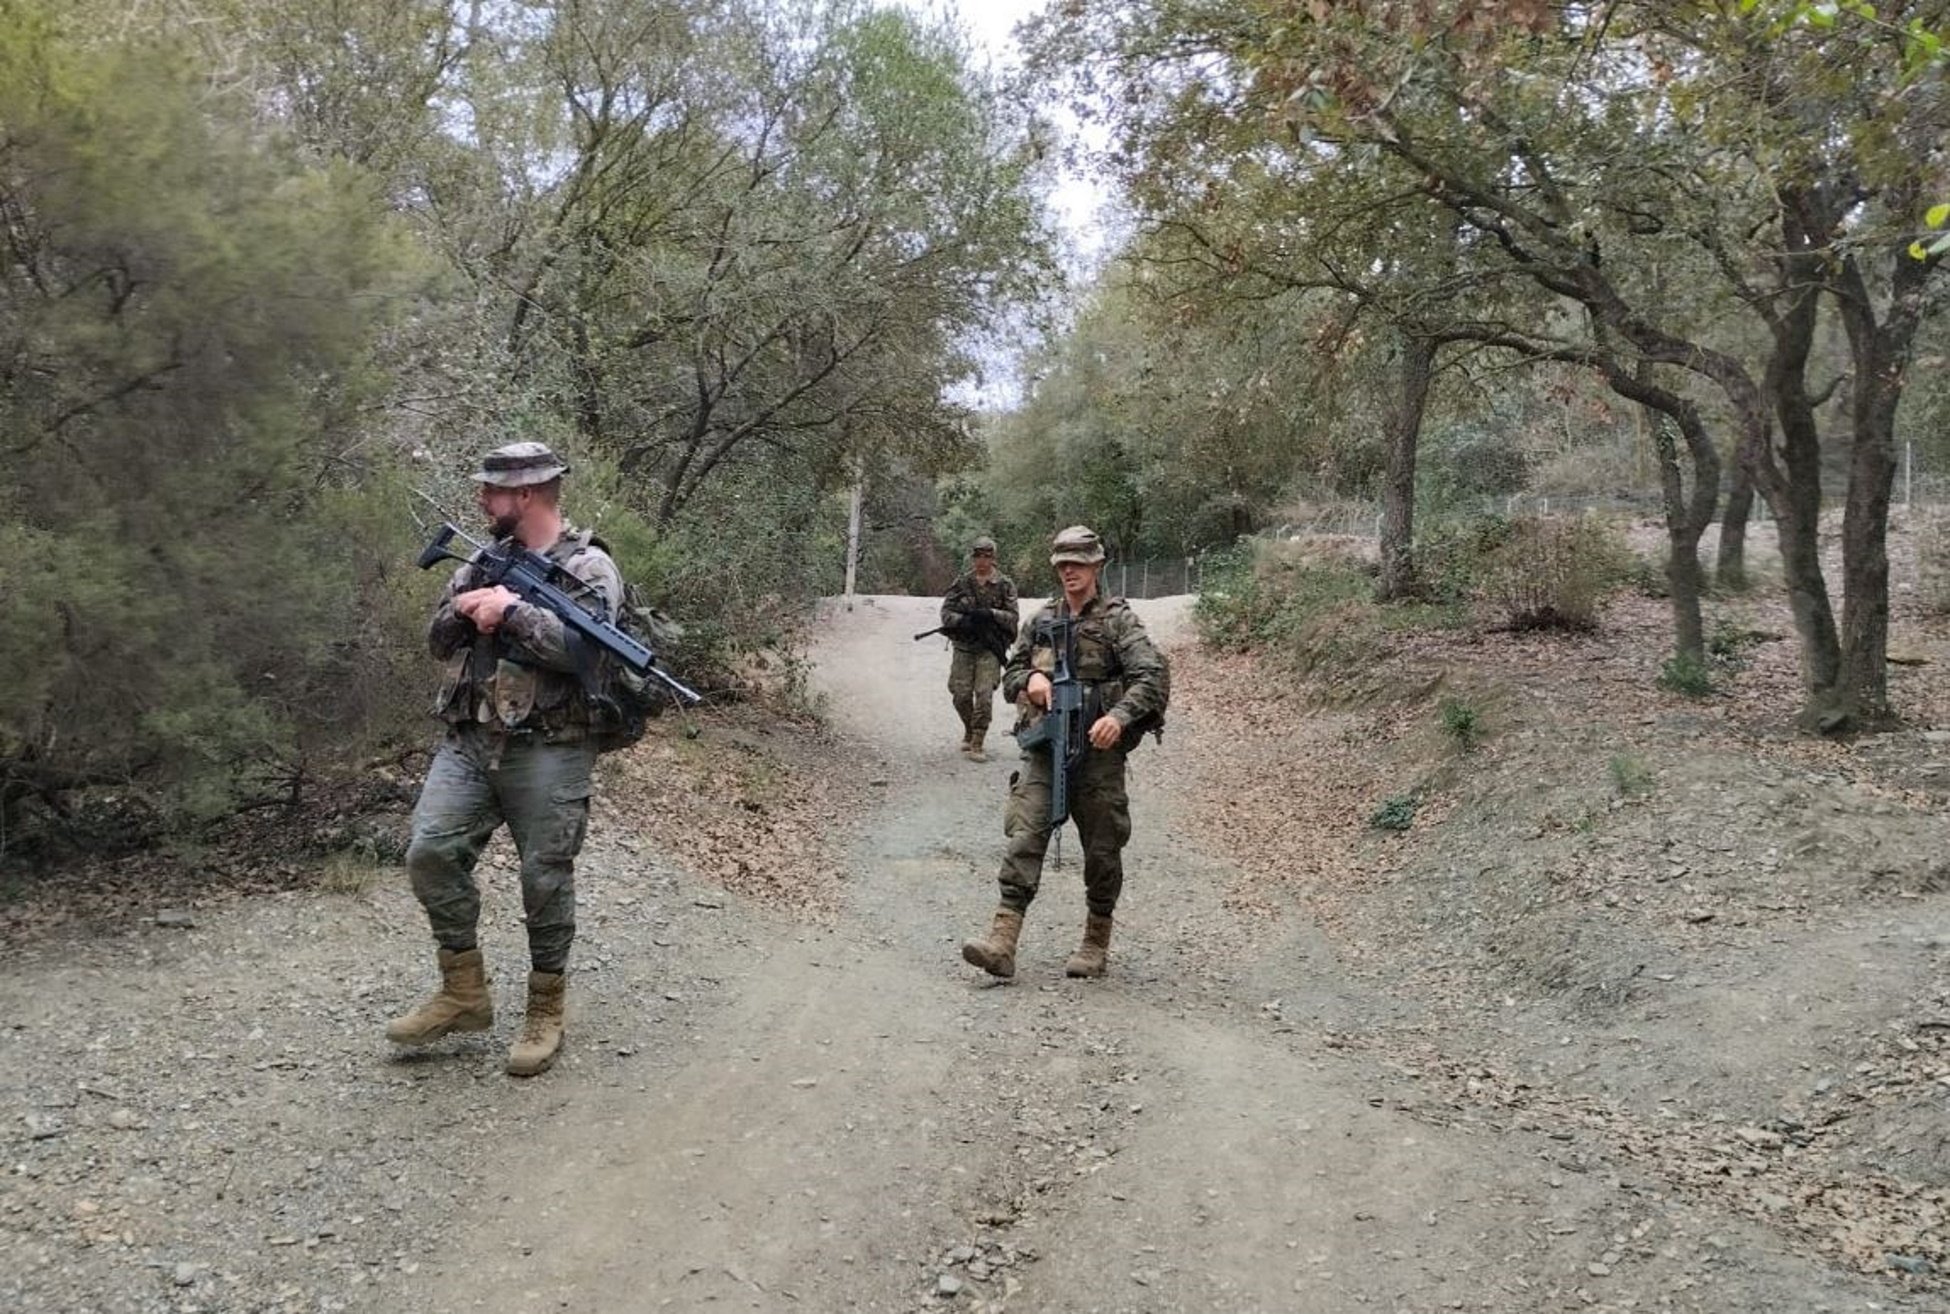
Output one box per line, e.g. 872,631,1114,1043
1012,608,1084,864
416,522,703,707
913,609,1011,664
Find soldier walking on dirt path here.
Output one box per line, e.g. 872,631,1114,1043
961,525,1170,981
940,535,1019,762
386,441,619,1077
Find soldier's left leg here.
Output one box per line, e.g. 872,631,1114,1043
495,737,597,1076
1065,751,1131,977
965,652,1002,758
496,737,598,973
1071,751,1133,917
948,648,977,745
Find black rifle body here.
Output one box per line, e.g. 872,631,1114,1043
1013,608,1084,833
417,522,701,705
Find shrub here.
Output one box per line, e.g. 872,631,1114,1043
1609,754,1655,799
1465,515,1631,631
1439,696,1484,753
1657,652,1715,697
1370,793,1419,831
1919,514,1950,615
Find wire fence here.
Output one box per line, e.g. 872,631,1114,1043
1106,557,1206,599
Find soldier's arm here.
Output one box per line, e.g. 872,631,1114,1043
428,565,476,659
499,549,624,673
992,578,1020,639
940,575,971,626
1000,610,1043,702
1105,605,1171,727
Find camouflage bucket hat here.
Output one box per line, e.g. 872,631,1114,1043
971,535,998,554
471,441,569,488
1049,524,1105,566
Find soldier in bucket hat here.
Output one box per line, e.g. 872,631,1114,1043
961,525,1170,980
938,534,1019,761
387,441,621,1077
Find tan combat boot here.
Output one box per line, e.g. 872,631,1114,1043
961,907,1024,978
506,970,567,1076
967,731,987,763
1064,913,1113,978
385,947,493,1045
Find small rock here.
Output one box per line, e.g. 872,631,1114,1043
107,1109,144,1130
936,1273,964,1297
1887,1254,1933,1276
1734,1127,1784,1150
790,1078,818,1089
156,909,196,929
1588,1262,1611,1277
174,1263,197,1287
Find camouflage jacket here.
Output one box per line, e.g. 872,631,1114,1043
1002,593,1170,745
940,571,1020,653
427,526,623,740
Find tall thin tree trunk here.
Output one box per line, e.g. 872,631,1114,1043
1717,462,1753,590
1378,333,1435,601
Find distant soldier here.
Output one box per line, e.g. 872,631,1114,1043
961,525,1170,980
939,535,1019,762
386,441,618,1077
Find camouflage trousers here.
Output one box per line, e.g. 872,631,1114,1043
948,646,1003,737
403,725,597,973
998,744,1133,918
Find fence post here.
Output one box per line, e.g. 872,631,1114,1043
1905,438,1914,511
1142,559,1151,597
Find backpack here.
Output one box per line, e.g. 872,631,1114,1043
549,531,686,754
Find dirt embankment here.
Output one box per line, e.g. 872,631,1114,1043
1176,526,1950,1291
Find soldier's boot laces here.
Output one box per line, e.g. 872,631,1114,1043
507,971,567,1077
967,731,987,763
1065,913,1113,979
385,947,493,1046
961,907,1024,979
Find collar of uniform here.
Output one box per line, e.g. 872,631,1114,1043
1056,593,1108,619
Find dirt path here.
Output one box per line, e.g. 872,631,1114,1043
1,594,1934,1312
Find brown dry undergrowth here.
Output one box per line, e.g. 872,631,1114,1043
0,697,857,942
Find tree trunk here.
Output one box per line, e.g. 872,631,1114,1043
1717,461,1753,590
1598,357,1716,664
1377,333,1435,601
1829,240,1936,729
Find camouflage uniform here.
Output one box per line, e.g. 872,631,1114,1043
405,501,620,976
996,592,1169,917
940,567,1019,742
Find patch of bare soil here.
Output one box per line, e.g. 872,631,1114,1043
1176,516,1950,1294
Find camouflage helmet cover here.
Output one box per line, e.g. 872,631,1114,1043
471,441,569,488
1048,524,1106,566
970,535,998,554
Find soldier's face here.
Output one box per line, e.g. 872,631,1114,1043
478,485,527,538
971,550,995,578
1056,561,1099,597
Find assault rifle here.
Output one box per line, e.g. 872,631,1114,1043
1013,606,1085,863
913,608,1012,664
416,521,702,707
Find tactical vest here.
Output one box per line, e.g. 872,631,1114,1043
1022,599,1130,735
433,530,603,740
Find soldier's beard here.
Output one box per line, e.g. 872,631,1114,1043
486,508,522,539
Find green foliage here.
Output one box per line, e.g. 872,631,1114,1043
0,10,422,840
1370,793,1419,832
1438,697,1484,753
1609,754,1656,800
1194,537,1461,679
1657,653,1715,697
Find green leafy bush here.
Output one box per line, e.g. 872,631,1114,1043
1370,793,1419,831
1657,653,1715,696
1439,696,1484,752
